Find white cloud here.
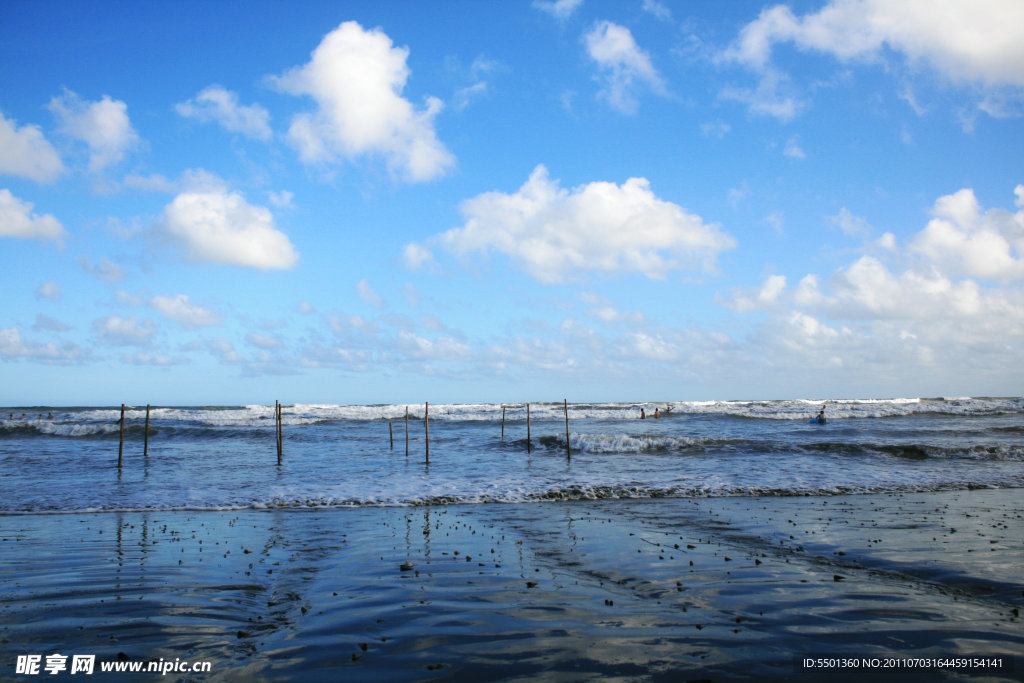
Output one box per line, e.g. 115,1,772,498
161,190,299,270
700,120,731,138
122,167,228,195
449,55,504,111
270,21,454,182
49,89,139,172
910,187,1024,282
176,85,272,140
876,232,898,250
726,185,1024,386
35,281,61,301
429,164,735,284
0,189,66,245
0,112,64,182
246,332,283,350
93,315,155,346
0,327,82,362
719,67,803,121
721,0,1024,119
32,314,71,332
150,294,222,329
396,330,470,361
205,337,242,364
783,134,805,159
402,242,434,270
584,21,666,114
726,274,788,312
533,0,583,21
115,289,144,306
642,0,672,22
357,279,386,309
580,292,645,324
79,256,125,282
830,207,872,237
120,352,176,366
268,190,294,208
122,172,178,193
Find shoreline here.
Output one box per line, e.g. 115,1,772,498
2,489,1022,680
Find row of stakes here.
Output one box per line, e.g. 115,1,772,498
116,400,573,467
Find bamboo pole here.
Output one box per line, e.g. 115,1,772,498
425,402,430,463
564,399,571,460
143,404,150,457
405,406,409,456
501,405,505,439
118,403,125,468
526,402,531,454
389,421,394,449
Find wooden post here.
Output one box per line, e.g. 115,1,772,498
405,406,409,456
501,405,505,439
143,404,150,457
526,402,531,454
389,421,394,449
425,402,430,463
118,403,125,468
276,401,283,466
564,398,571,460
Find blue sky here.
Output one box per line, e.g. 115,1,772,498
2,0,1023,406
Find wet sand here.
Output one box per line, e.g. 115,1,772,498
1,489,1022,681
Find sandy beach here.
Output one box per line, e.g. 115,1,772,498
1,489,1021,681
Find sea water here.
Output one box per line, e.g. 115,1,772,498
1,397,1022,513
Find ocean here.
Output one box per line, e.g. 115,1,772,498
3,397,1022,514
3,397,1023,679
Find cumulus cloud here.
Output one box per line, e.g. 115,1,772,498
402,243,434,270
176,85,272,140
910,186,1024,282
584,21,666,113
49,89,139,172
718,65,803,121
205,337,242,364
0,112,64,182
120,352,176,367
0,189,66,245
533,0,583,21
720,0,1024,120
246,332,283,350
450,55,504,111
93,315,155,346
357,279,386,309
580,292,645,324
830,207,873,237
79,256,125,282
150,294,222,329
32,314,71,333
270,21,454,182
35,281,61,302
0,327,83,362
725,274,788,312
642,0,672,22
783,134,805,159
417,164,734,284
725,184,1024,383
160,190,299,270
